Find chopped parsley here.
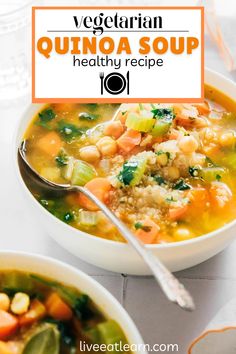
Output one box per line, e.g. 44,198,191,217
63,212,74,223
36,108,55,129
151,108,175,122
55,150,68,167
216,174,222,181
57,120,88,142
173,179,191,191
134,222,152,232
189,166,200,177
118,161,138,185
153,175,166,185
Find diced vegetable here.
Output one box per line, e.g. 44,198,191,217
199,167,226,182
151,120,171,137
77,178,112,211
118,155,147,186
125,112,155,132
2,272,33,294
71,160,96,186
45,293,73,321
168,205,189,221
187,187,209,216
151,108,175,136
36,132,63,157
22,324,60,354
79,211,98,226
135,218,159,244
96,320,127,346
19,299,47,327
117,129,141,153
0,310,18,340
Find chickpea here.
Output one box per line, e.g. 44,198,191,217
0,293,10,311
178,135,198,153
11,292,30,315
219,131,236,148
174,227,194,242
79,145,100,162
156,152,168,166
164,166,180,181
96,137,117,156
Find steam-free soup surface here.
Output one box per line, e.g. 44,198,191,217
0,271,127,353
22,87,236,244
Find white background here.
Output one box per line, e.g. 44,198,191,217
34,8,202,100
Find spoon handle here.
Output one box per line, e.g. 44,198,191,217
74,186,195,311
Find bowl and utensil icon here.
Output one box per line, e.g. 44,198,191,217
99,71,130,95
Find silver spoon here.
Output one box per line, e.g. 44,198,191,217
18,140,195,311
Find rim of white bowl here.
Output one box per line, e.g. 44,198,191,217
0,250,146,348
14,67,236,251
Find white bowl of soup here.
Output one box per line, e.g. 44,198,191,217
15,68,236,275
0,251,146,353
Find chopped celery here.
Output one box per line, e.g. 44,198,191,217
151,107,174,136
97,320,127,346
79,211,98,226
151,120,171,136
118,156,147,186
71,160,96,186
125,112,155,132
199,167,226,182
2,272,33,294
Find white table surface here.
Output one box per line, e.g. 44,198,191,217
1,34,236,354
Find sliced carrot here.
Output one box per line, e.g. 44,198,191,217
19,299,46,327
135,219,160,244
188,187,209,212
117,129,141,153
193,102,210,115
36,131,62,157
77,177,112,211
104,121,124,139
45,293,72,321
168,205,189,221
0,310,18,340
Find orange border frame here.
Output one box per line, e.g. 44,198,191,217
32,6,204,103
